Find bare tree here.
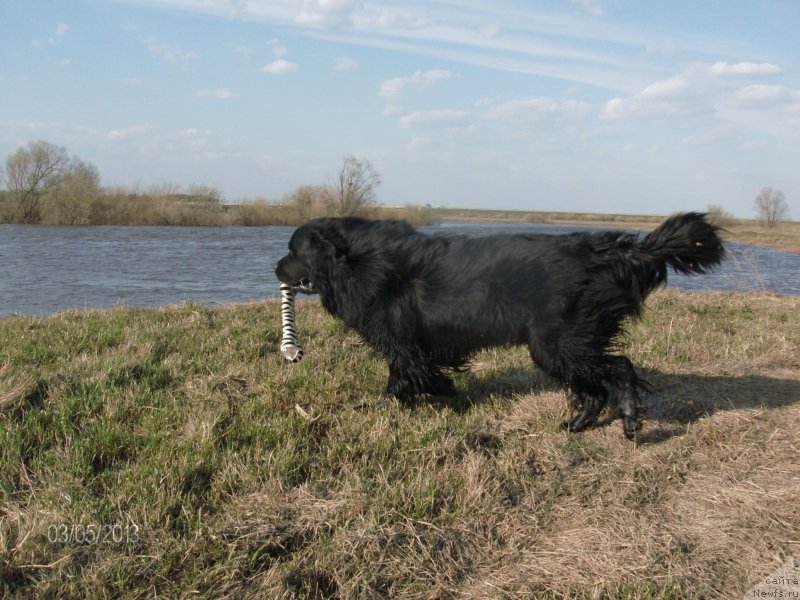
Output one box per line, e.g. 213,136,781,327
187,183,222,206
285,184,327,220
754,187,789,229
45,158,101,225
706,204,734,229
5,140,71,223
326,156,381,216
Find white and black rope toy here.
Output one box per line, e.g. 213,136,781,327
279,282,304,362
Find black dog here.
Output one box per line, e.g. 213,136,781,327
275,213,724,439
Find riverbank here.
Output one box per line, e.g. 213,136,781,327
4,188,797,253
431,208,800,253
1,290,798,598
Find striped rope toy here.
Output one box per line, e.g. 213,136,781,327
279,282,304,362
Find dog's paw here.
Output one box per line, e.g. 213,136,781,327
385,380,416,403
562,410,599,433
622,415,642,441
427,376,456,398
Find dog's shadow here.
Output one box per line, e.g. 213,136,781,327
426,366,557,413
429,367,800,445
633,370,800,444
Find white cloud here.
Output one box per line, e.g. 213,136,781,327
484,98,591,122
405,137,430,150
31,22,70,46
399,109,471,129
269,40,288,58
379,69,454,100
232,44,253,58
639,76,690,100
481,23,503,39
260,59,299,74
571,0,618,17
602,92,712,120
374,9,428,29
382,105,404,116
709,61,782,79
179,128,209,137
602,61,787,120
295,0,358,29
106,125,151,140
333,57,358,72
144,35,198,68
195,88,238,99
731,84,797,108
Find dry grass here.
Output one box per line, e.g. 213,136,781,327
1,290,798,598
0,186,437,227
725,221,800,254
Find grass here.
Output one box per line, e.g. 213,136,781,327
1,290,798,599
726,221,800,253
430,207,665,226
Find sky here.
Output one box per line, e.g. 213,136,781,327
1,0,799,217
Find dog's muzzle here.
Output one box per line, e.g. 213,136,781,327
291,278,317,295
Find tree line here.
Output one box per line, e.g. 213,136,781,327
0,140,791,228
0,140,432,226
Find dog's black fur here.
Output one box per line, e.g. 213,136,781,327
275,213,724,439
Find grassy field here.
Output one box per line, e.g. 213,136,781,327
1,290,798,599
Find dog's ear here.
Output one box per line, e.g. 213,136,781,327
305,229,349,281
310,231,344,262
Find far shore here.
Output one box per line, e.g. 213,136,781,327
431,209,800,254
3,203,798,253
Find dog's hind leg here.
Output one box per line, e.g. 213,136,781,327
618,387,642,440
571,356,645,439
588,356,644,439
610,356,643,440
528,338,608,433
563,387,608,433
531,337,637,434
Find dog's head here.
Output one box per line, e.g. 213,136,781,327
275,220,326,295
275,217,364,296
275,216,416,318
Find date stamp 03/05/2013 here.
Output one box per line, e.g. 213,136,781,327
45,522,140,546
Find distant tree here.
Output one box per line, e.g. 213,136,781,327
5,140,71,223
326,156,381,216
187,183,222,206
285,184,327,220
2,140,101,224
754,187,789,229
146,182,182,200
706,204,734,229
45,159,101,225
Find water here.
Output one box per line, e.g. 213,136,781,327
1,223,797,317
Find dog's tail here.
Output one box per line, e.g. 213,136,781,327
636,212,725,292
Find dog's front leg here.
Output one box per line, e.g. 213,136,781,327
384,353,455,401
385,358,416,402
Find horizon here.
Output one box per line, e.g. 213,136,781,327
1,0,799,218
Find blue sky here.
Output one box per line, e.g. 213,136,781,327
1,0,798,217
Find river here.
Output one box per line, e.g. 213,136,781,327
1,223,797,317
